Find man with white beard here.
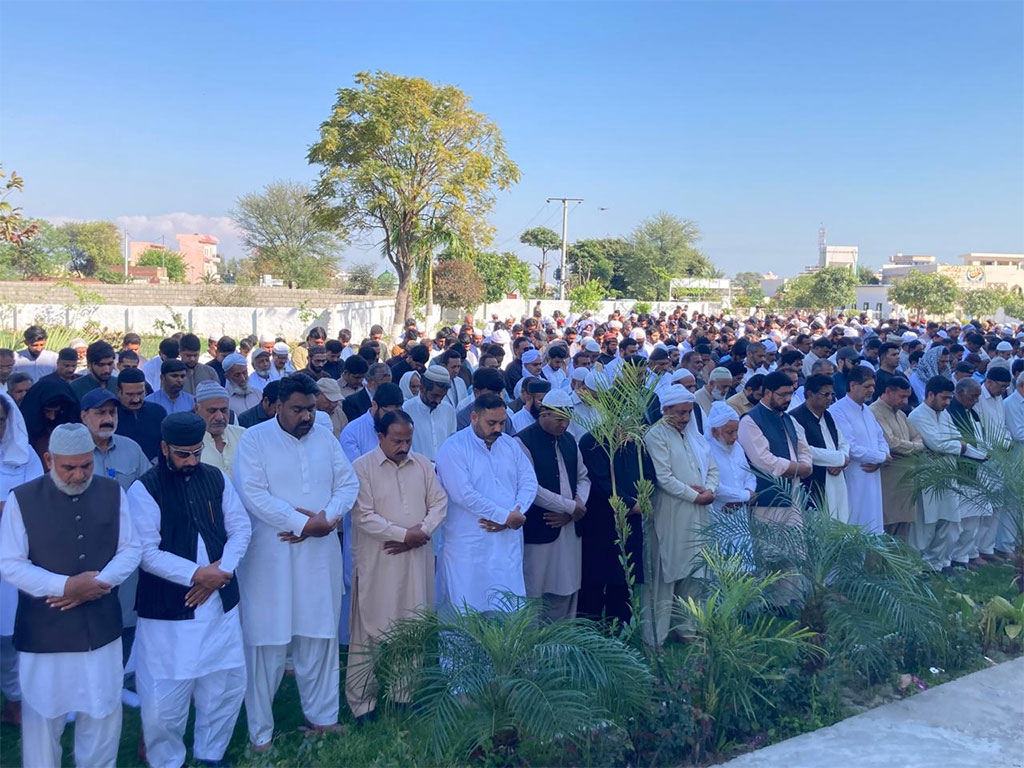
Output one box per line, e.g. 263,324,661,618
695,366,732,419
0,423,140,767
232,374,359,751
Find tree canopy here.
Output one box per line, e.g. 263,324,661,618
64,221,122,280
308,70,519,332
136,248,187,283
887,271,959,316
567,238,618,287
777,266,856,312
624,213,714,300
433,258,485,312
472,250,532,303
0,220,68,279
231,180,342,288
519,226,561,296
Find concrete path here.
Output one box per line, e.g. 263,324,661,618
723,658,1024,768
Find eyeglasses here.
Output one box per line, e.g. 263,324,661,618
170,447,204,459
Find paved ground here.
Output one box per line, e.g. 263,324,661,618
723,658,1024,768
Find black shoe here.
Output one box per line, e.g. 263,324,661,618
354,710,378,728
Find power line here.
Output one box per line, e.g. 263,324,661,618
493,201,549,249
546,197,583,300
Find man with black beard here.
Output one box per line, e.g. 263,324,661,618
0,423,140,767
510,377,551,433
127,412,251,768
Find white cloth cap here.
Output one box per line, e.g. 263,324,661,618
707,401,739,429
659,385,696,409
630,328,646,341
996,341,1013,352
541,389,575,409
571,367,589,382
583,339,601,354
222,353,247,370
901,332,918,342
708,366,732,382
423,365,451,385
491,329,510,345
521,349,541,364
259,333,276,344
48,423,95,456
584,370,610,392
762,339,778,353
272,342,290,355
844,327,859,339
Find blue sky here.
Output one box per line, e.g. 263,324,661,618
2,1,1022,275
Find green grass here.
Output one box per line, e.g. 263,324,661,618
1,562,1019,767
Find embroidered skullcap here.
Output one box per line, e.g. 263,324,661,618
48,423,95,456
707,401,739,429
521,349,541,365
708,366,733,382
161,412,206,446
195,380,228,403
659,385,695,409
272,342,290,356
541,389,575,409
762,339,778,354
222,353,247,370
423,365,451,386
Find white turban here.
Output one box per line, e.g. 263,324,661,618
659,386,695,410
48,423,95,456
491,329,511,345
707,401,739,430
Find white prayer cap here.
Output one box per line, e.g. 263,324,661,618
272,342,290,355
195,380,229,403
423,365,451,386
707,401,739,429
472,327,485,337
937,330,950,339
259,332,276,344
630,328,646,341
491,329,510,345
584,370,610,392
608,320,623,330
843,327,859,338
659,385,695,410
668,369,694,385
48,423,94,456
997,341,1013,352
70,338,88,349
222,353,247,370
901,331,918,342
582,339,601,354
571,368,589,382
521,349,541,365
541,389,575,409
708,366,733,382
763,339,778,353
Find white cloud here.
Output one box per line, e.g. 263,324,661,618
45,212,247,260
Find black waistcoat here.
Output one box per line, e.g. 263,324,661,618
790,404,840,501
743,403,800,507
135,461,239,620
517,422,580,544
12,475,123,653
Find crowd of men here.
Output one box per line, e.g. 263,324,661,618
0,306,1022,766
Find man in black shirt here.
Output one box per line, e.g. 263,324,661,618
114,367,166,460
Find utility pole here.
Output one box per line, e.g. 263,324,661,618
546,197,583,300
123,227,129,278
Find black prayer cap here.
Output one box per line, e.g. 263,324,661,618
161,412,206,446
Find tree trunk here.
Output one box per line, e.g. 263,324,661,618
393,263,411,340
538,253,548,296
426,257,434,319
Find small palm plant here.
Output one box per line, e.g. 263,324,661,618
903,431,1024,592
676,548,822,759
574,360,659,645
704,484,945,676
370,595,654,762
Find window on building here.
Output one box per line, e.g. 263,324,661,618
863,302,870,311
875,303,882,314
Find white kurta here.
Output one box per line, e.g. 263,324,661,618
436,429,538,613
127,475,251,680
0,486,140,718
1005,390,1024,442
793,414,852,523
908,403,973,523
829,397,887,533
708,439,755,510
510,407,536,434
232,419,359,646
403,396,457,462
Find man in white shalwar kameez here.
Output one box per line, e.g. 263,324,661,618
0,392,43,725
706,402,756,565
642,386,718,646
908,376,986,571
232,374,359,750
436,393,538,614
945,378,993,566
0,424,140,768
828,366,889,533
129,412,252,768
975,367,1011,561
403,366,457,463
791,374,851,522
